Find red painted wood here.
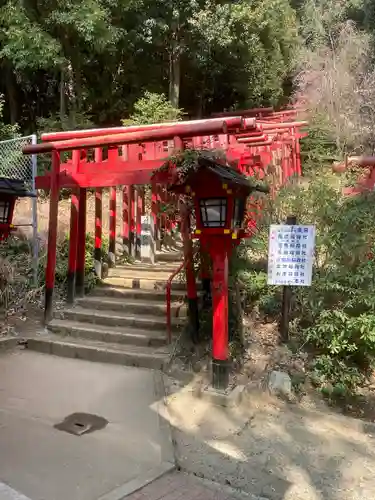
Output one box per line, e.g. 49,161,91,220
135,187,143,257
40,116,252,142
295,135,302,175
44,150,60,322
122,185,129,249
129,185,135,257
67,190,79,303
260,121,308,130
76,188,87,297
95,189,102,270
94,147,103,265
109,186,116,267
212,246,229,360
35,168,159,190
25,117,250,154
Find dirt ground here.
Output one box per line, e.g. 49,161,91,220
161,380,375,500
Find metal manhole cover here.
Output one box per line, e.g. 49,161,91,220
54,412,108,436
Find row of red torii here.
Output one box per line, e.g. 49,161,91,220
23,107,307,329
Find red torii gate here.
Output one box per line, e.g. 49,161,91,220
23,109,307,324
333,156,375,195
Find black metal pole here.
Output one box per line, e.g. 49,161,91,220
212,359,230,390
279,215,296,343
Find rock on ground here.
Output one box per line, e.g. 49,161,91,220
268,371,292,397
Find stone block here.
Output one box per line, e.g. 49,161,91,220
268,370,292,397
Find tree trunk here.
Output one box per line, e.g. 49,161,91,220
71,50,82,113
66,62,76,126
169,15,181,108
170,48,181,108
169,47,180,108
60,67,66,122
74,66,82,112
4,64,18,125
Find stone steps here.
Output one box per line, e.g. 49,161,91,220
155,250,183,263
54,306,182,332
112,262,181,273
108,268,185,281
89,286,185,302
76,296,187,317
26,253,189,370
27,334,170,370
48,319,167,347
103,276,187,291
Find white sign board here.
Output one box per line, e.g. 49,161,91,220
267,224,316,286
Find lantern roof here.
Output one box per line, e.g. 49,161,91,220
0,177,35,197
166,153,269,194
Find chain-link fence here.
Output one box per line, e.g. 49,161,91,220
0,136,36,190
0,135,38,285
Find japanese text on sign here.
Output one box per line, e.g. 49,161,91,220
267,224,316,286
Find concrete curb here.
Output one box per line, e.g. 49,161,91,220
153,370,176,466
97,463,175,500
0,337,23,351
96,370,176,500
0,481,33,500
191,474,270,500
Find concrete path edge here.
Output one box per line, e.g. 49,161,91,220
0,481,33,500
97,462,175,500
97,370,175,500
191,475,270,500
0,338,22,350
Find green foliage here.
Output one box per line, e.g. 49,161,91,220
36,112,94,180
36,112,94,134
299,115,340,174
123,92,184,126
310,355,364,393
0,96,18,140
188,0,299,108
39,232,109,292
0,0,299,131
235,266,282,319
0,2,63,71
242,167,375,392
0,231,109,322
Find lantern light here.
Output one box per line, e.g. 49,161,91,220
0,177,35,242
0,200,11,224
199,198,227,228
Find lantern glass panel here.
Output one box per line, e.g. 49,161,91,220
199,198,227,228
0,200,10,224
233,198,245,228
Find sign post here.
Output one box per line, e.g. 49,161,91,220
267,217,316,343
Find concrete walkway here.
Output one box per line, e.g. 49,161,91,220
0,349,174,500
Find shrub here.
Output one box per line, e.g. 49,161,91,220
241,167,375,391
122,91,184,126
40,232,109,292
0,232,109,316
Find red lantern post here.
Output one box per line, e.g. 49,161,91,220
161,154,269,389
0,178,35,242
